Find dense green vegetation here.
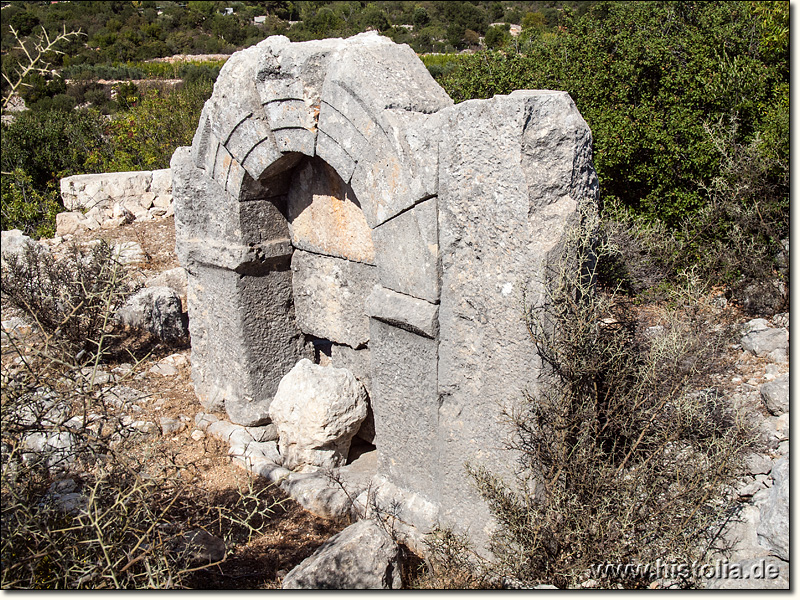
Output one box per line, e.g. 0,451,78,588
1,0,789,310
436,1,788,312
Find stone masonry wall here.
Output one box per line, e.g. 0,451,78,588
171,32,599,553
57,169,174,236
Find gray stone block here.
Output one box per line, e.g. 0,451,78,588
291,250,377,349
373,197,439,302
186,264,307,425
435,90,596,547
760,373,789,415
757,457,788,560
116,286,188,343
369,319,439,502
282,519,402,590
365,285,438,339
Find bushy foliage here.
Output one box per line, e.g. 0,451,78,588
0,170,62,239
437,1,788,310
85,81,211,173
0,241,137,355
1,81,211,237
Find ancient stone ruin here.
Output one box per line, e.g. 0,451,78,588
171,32,598,549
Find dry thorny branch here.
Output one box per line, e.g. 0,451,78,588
2,25,86,111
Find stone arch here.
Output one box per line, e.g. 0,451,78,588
172,32,598,553
172,33,452,429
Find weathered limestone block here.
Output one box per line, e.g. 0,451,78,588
282,519,402,590
757,457,789,561
435,90,597,544
761,373,789,415
185,264,307,426
369,319,439,502
365,285,439,339
59,169,173,230
330,344,374,443
291,250,377,349
372,197,439,302
270,359,367,470
55,211,87,236
145,267,188,302
285,158,375,264
116,286,188,342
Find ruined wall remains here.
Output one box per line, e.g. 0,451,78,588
58,169,174,235
171,32,598,550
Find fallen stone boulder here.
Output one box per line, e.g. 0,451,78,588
740,325,789,360
145,267,188,302
282,519,402,589
704,556,789,590
270,359,367,470
760,373,789,415
116,286,188,342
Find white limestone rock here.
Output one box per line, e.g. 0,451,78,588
270,359,367,470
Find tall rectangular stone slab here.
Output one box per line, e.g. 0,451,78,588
372,198,439,302
369,318,439,503
436,91,595,546
186,263,307,427
291,250,377,349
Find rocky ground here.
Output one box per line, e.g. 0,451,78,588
1,215,789,589
1,218,349,589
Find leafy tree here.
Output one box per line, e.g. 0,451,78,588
1,109,105,191
8,11,40,37
361,4,391,32
440,1,785,227
484,24,509,49
412,6,430,29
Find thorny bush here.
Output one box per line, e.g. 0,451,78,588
1,244,283,589
468,209,755,589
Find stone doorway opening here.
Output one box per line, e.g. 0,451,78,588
278,156,378,470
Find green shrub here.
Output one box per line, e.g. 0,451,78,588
0,169,62,238
437,1,787,308
85,81,212,173
1,108,106,194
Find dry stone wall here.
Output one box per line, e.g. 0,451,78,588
171,32,599,552
57,169,173,235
